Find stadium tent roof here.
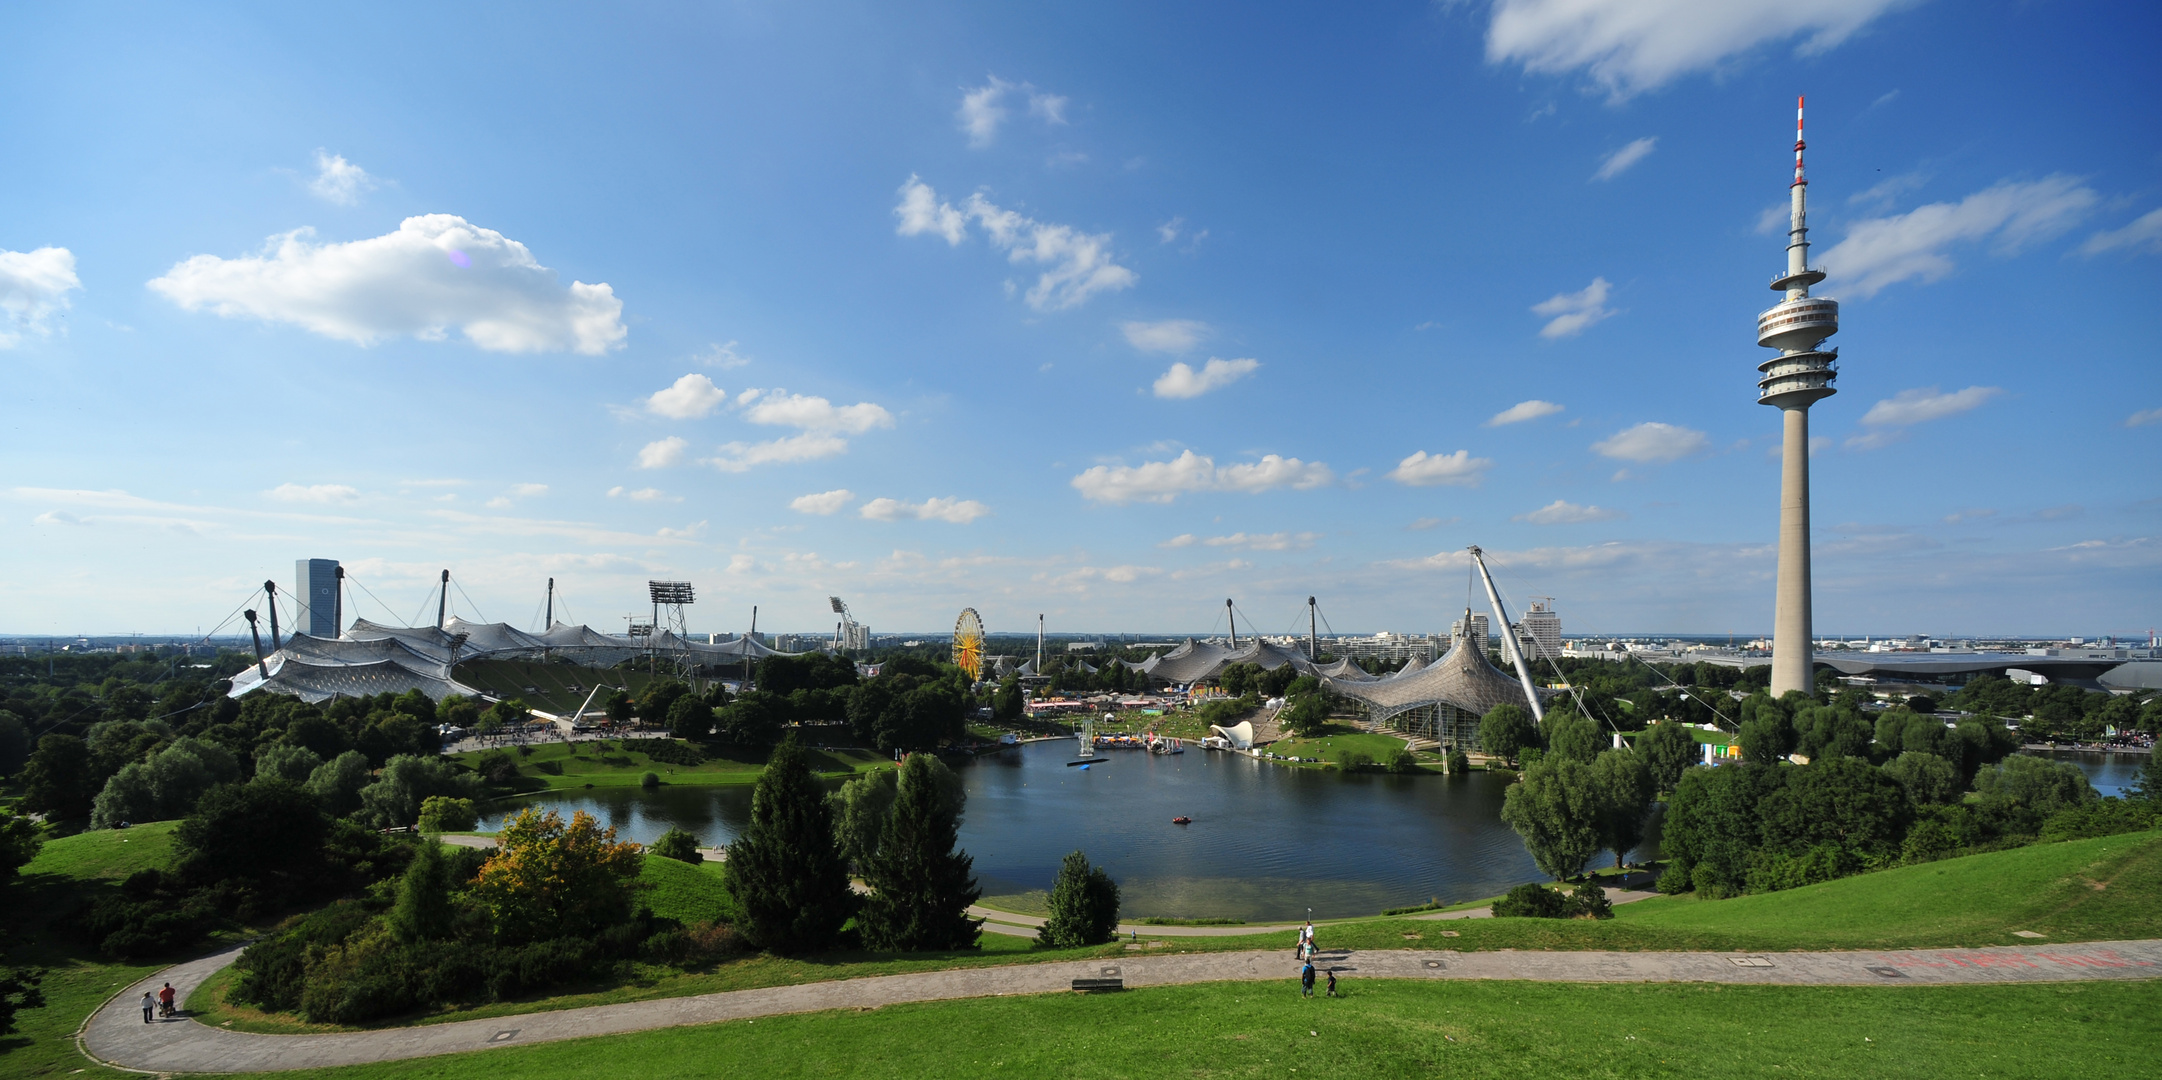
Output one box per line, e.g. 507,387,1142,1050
230,618,797,704
1132,638,1321,686
1316,657,1374,681
1326,638,1548,725
1385,654,1428,679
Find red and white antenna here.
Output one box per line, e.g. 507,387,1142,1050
1792,95,1808,188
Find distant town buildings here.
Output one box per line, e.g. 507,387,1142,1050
1517,599,1561,661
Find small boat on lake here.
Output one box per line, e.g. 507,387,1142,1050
1172,816,1192,825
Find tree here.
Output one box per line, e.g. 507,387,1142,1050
667,695,717,739
991,676,1024,723
828,768,899,869
470,807,644,944
1589,749,1655,868
358,754,480,828
1499,756,1601,880
90,737,241,828
386,840,458,943
306,750,373,818
718,691,787,746
1975,754,2095,833
640,681,691,727
860,754,983,951
1882,752,1961,806
255,744,324,783
1279,692,1330,737
604,689,634,727
0,712,29,778
0,966,45,1037
1037,850,1120,948
20,734,95,820
723,738,854,954
174,778,331,889
1478,704,1539,763
648,827,703,864
416,795,478,832
0,810,43,885
1642,722,1698,793
1543,710,1603,764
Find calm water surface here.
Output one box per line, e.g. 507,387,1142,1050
2035,749,2147,797
481,740,1542,921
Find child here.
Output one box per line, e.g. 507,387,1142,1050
1326,969,1339,998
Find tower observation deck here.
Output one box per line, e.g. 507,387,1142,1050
1759,96,1839,697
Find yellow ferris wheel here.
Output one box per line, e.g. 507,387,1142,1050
953,607,985,681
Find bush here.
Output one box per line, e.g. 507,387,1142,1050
1335,751,1375,772
641,771,661,789
1491,883,1568,918
649,827,704,864
474,751,520,785
1566,881,1613,919
640,920,745,967
1745,842,1863,893
1445,748,1470,776
642,740,706,767
417,796,478,833
2039,798,2162,842
1386,748,1419,774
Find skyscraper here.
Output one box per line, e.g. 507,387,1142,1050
1756,97,1840,696
295,558,341,638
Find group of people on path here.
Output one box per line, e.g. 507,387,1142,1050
139,982,176,1023
1295,921,1338,999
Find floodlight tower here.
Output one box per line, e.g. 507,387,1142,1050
1757,95,1840,697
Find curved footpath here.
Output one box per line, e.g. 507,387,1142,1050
83,938,2162,1074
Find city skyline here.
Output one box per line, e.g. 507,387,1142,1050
3,2,2157,637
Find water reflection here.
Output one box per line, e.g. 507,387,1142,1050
482,740,1542,921
2031,750,2147,798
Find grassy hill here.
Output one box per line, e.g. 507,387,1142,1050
451,739,892,791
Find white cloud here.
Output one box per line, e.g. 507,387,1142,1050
2079,208,2162,257
1514,499,1627,525
1407,516,1459,531
695,340,752,368
1820,176,2098,297
2126,408,2162,429
1122,318,1210,353
33,510,85,526
1847,171,1929,210
956,76,1068,146
308,150,377,205
1531,277,1615,338
637,436,689,469
645,373,727,419
1157,218,1185,244
705,433,849,473
1388,449,1494,487
1754,203,1792,236
1592,421,1709,463
1858,385,2003,428
607,486,677,502
1153,357,1259,399
1199,531,1318,551
0,246,82,348
859,496,991,524
656,520,707,539
1593,137,1657,181
790,489,856,515
1160,533,1197,548
265,482,360,503
893,177,1136,310
508,483,548,497
1070,449,1333,504
148,214,627,354
1484,0,1916,100
743,392,894,434
1487,399,1565,426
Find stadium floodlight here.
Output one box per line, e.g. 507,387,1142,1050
648,581,695,605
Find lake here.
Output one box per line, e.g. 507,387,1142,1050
481,739,1545,922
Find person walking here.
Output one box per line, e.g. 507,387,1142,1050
158,982,176,1017
140,991,154,1024
1300,960,1316,999
1326,969,1339,998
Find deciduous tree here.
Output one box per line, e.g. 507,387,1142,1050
470,807,643,945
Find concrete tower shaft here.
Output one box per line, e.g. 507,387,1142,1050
1759,96,1838,699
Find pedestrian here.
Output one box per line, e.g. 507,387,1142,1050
1300,960,1316,998
1326,969,1339,998
159,982,176,1017
140,991,154,1024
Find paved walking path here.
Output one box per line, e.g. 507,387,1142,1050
81,938,2161,1074
967,887,1657,937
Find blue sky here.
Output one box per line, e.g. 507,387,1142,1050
3,1,2157,639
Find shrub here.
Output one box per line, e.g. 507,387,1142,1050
1745,842,1863,893
649,827,704,864
1335,751,1375,772
233,901,377,1013
642,740,706,767
1387,749,1420,774
641,771,661,789
469,808,644,945
1491,882,1567,918
1446,748,1470,775
1037,850,1120,948
474,751,520,785
641,920,745,967
1565,881,1613,919
417,796,478,833
2039,798,2162,842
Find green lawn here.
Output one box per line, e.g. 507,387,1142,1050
452,740,891,791
638,855,737,925
1267,727,1428,772
1,821,211,1080
197,979,2160,1080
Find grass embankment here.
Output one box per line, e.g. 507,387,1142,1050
452,740,891,792
1,822,205,1080
199,980,2160,1080
1267,727,1432,772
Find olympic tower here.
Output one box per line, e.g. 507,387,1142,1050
1757,96,1839,696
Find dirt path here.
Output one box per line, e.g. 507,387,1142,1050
81,938,2161,1074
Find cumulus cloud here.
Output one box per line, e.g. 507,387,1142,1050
1487,399,1565,426
860,496,991,524
1593,137,1657,181
265,483,359,503
1848,386,2003,448
0,246,82,348
148,214,627,354
894,177,1136,310
1820,176,2097,297
1514,499,1627,525
1122,318,1210,353
1484,0,1916,99
1153,357,1258,399
790,489,856,515
637,436,689,469
705,433,849,473
308,150,378,205
957,76,1069,146
742,392,895,434
1071,449,1333,505
1388,449,1493,487
1592,422,1709,463
1160,533,1197,548
1531,277,1615,338
645,373,727,419
2079,208,2162,257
